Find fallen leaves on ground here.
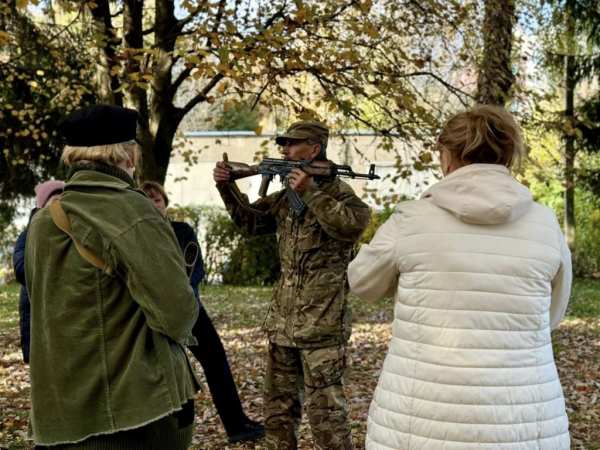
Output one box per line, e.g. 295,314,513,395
1,285,599,449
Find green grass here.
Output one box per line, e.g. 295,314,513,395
565,278,600,319
198,278,599,323
0,284,21,332
2,278,597,327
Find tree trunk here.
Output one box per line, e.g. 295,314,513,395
477,0,516,105
564,54,577,251
138,0,180,183
122,0,155,180
89,0,123,106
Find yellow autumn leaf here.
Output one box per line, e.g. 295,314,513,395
223,101,233,111
217,82,228,93
365,25,379,39
419,152,433,164
253,126,263,136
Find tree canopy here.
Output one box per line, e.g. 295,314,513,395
1,0,600,274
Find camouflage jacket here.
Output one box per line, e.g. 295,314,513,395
218,178,370,348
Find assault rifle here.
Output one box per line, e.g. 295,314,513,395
223,158,380,216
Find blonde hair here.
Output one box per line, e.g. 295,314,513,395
437,105,523,171
139,181,169,207
61,140,139,167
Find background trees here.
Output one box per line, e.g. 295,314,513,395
1,0,599,275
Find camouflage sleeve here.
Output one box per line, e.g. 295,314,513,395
300,182,371,242
217,183,282,235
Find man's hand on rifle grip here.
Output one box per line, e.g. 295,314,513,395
214,152,231,187
288,168,314,194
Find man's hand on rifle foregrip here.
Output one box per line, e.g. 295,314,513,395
288,168,314,194
214,152,232,187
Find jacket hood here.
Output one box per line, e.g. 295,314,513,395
420,164,533,225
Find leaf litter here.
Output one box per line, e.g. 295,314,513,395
0,285,598,449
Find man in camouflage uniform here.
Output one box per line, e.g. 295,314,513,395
213,121,370,450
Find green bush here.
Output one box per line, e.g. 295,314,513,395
0,222,20,285
168,204,280,285
573,191,600,277
360,207,394,246
529,177,600,277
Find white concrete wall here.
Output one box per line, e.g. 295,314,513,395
164,132,438,209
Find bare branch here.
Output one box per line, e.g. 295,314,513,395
384,71,476,103
151,28,196,49
321,0,360,23
251,75,277,110
176,73,225,121
172,6,204,33
262,2,288,29
171,67,193,94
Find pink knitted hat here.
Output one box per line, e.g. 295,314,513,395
34,180,65,208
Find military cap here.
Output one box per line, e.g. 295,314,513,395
275,121,329,147
58,104,139,147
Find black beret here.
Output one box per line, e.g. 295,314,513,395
58,104,139,147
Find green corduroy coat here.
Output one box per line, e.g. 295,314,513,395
25,161,200,446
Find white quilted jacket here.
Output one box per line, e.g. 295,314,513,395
348,164,572,450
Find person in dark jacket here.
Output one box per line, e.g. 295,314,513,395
13,180,64,363
140,181,265,444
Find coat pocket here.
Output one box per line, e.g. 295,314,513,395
293,283,343,343
262,278,283,333
300,344,347,389
297,214,323,252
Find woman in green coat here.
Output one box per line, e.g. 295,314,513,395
26,105,201,450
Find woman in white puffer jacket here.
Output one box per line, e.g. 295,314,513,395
348,105,572,450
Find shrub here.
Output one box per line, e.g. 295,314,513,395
168,204,280,285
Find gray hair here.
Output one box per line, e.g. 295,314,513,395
307,138,327,161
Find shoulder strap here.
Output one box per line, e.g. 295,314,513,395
49,200,117,278
227,182,287,217
183,242,198,279
227,183,271,216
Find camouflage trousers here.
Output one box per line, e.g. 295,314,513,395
263,342,354,450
